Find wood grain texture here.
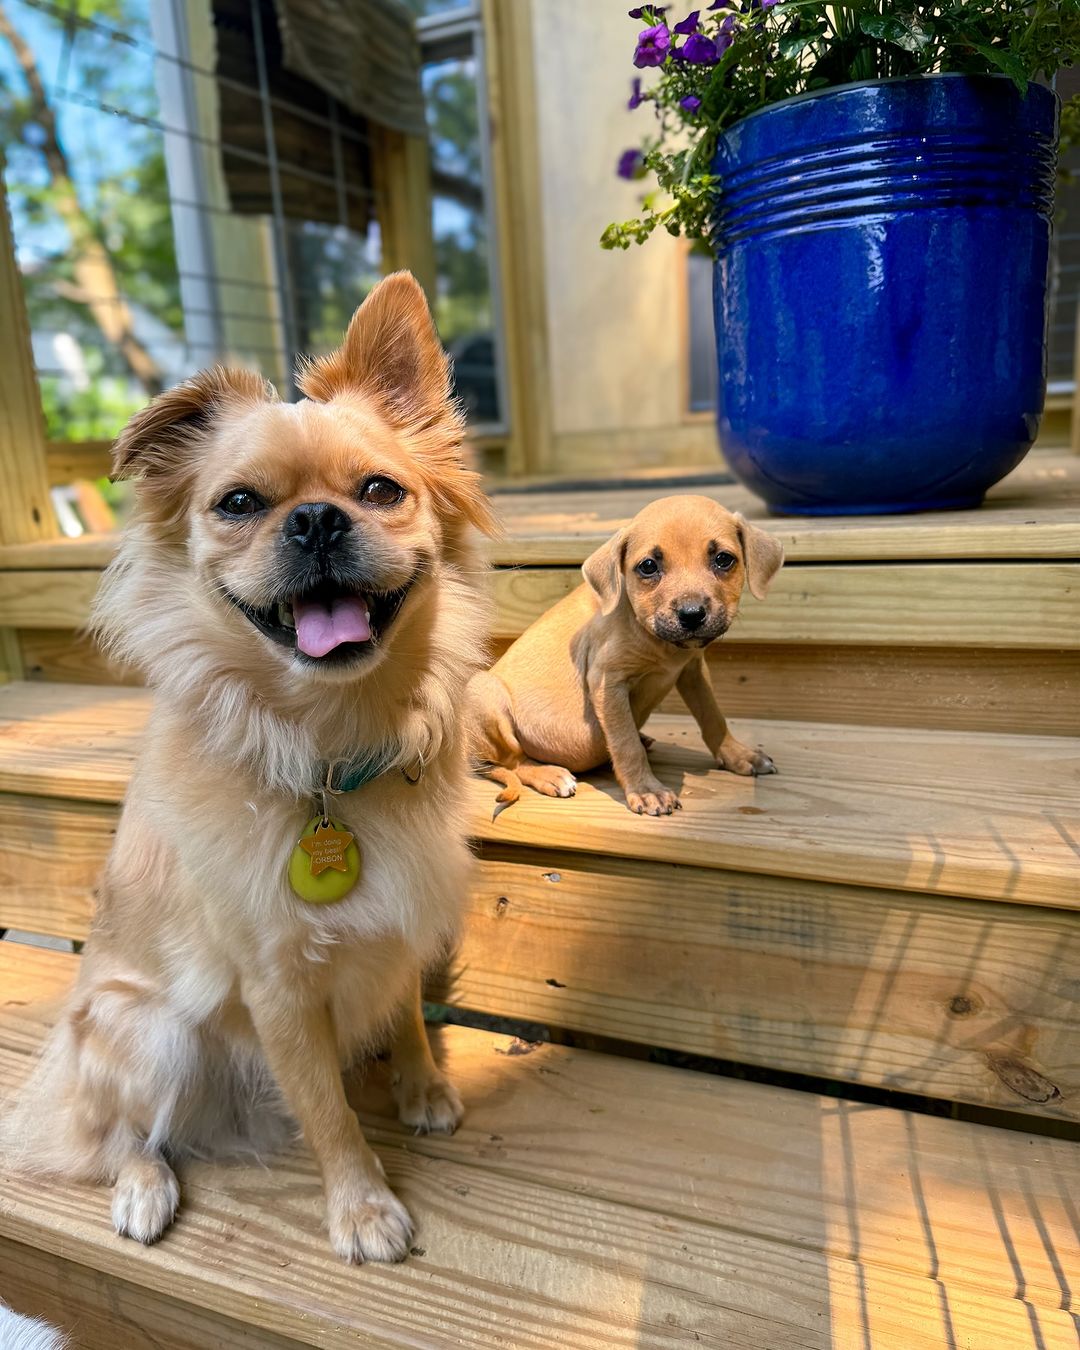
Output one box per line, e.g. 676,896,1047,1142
1,683,1076,908
473,715,1080,908
17,627,139,686
487,450,1080,563
17,633,1080,739
4,452,1078,574
491,562,1080,647
0,793,111,938
44,438,113,488
6,796,1077,1119
0,173,53,550
0,569,102,629
441,846,1080,1119
7,559,1075,649
0,1236,302,1350
3,945,1080,1350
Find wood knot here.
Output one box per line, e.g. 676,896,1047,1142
948,994,980,1017
495,896,509,916
986,1054,1061,1104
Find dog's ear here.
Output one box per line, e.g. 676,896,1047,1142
113,366,274,482
300,271,497,539
735,515,784,600
583,529,628,616
298,271,449,426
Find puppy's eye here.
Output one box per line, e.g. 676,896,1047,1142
636,557,660,578
360,476,405,508
713,551,738,573
216,490,266,518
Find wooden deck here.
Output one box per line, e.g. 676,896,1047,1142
4,944,1080,1349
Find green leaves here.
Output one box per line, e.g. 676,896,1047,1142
858,12,931,55
606,0,1080,251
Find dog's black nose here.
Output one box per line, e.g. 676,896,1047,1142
284,502,351,553
676,604,708,632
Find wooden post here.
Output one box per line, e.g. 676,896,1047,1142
480,0,552,478
372,126,437,302
0,163,55,681
0,166,53,549
1072,297,1080,456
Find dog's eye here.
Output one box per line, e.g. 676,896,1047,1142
636,557,660,578
216,490,266,518
360,476,405,508
713,551,738,572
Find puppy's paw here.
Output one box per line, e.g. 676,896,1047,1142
394,1070,464,1135
329,1186,414,1265
718,741,777,777
625,782,681,816
519,764,577,799
112,1157,180,1245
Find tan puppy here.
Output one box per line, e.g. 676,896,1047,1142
469,495,783,815
1,274,497,1264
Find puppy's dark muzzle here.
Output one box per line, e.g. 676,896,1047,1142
653,606,730,648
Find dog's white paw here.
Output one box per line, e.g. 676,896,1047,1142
329,1186,414,1264
112,1157,180,1245
394,1071,464,1135
625,782,681,816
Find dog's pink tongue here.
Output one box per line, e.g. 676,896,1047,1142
293,596,371,658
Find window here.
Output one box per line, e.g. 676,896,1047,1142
2,0,505,453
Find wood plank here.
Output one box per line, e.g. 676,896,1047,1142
45,438,113,488
491,562,1080,647
16,631,1080,741
0,173,54,550
0,1237,302,1350
0,793,112,938
1,684,1076,908
17,627,138,686
0,569,102,629
473,715,1080,908
2,946,1079,1349
487,450,1080,563
7,796,1077,1119
442,847,1080,1119
3,559,1077,649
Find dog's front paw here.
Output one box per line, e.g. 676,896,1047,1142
718,740,777,777
394,1070,464,1135
112,1157,180,1245
625,781,681,816
329,1185,414,1264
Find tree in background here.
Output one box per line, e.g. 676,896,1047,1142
0,0,181,439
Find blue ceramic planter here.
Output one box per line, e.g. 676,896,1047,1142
711,74,1058,515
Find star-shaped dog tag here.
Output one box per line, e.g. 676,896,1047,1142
289,816,361,903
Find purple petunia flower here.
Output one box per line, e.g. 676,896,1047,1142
634,21,671,66
628,76,645,109
628,5,668,16
673,10,700,33
617,147,646,179
680,30,719,62
680,94,702,111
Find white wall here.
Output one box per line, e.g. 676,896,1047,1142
529,0,717,464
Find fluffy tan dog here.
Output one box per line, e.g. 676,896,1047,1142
1,273,496,1263
469,495,783,815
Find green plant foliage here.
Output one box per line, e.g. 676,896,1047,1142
603,1,1080,252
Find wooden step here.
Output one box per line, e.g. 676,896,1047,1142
1,682,1076,907
1,680,1079,1121
3,942,1079,1350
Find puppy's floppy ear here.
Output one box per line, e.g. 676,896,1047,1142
113,365,274,481
298,271,449,426
583,529,628,617
735,514,784,600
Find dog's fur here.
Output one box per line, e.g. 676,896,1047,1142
0,273,497,1263
468,495,783,815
